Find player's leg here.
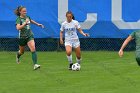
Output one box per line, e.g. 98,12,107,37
27,39,40,70
73,40,81,64
65,45,73,69
74,46,81,64
136,51,140,66
16,46,25,64
16,38,26,64
136,57,140,66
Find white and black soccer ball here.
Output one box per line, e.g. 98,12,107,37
72,63,81,71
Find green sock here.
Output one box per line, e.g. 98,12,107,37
32,51,37,64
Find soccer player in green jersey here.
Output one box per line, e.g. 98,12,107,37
15,6,44,70
119,30,140,66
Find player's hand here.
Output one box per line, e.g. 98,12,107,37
38,24,44,28
83,33,90,37
60,39,64,45
25,18,30,24
118,49,124,57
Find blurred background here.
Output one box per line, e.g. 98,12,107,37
1,1,140,93
0,0,139,51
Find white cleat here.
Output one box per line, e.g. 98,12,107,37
34,64,41,70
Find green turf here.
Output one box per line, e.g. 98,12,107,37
0,51,140,93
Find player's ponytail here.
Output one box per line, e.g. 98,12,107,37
14,6,25,16
72,15,75,20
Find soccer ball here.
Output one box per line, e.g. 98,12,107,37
72,63,81,71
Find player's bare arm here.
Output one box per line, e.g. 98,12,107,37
77,28,89,37
31,20,44,28
16,19,29,30
60,31,64,45
119,36,133,57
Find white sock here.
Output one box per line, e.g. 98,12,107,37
67,55,72,64
76,57,81,64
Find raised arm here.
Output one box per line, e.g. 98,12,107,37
31,20,44,28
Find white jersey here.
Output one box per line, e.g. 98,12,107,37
60,20,81,42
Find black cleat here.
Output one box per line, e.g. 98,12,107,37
68,63,73,70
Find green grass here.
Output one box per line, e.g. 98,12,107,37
0,51,140,93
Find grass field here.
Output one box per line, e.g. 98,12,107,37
0,51,140,93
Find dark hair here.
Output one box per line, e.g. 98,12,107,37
66,11,75,20
14,6,25,16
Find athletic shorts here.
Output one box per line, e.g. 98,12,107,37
19,35,34,46
65,39,80,48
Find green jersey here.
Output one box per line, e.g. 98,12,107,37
130,30,140,51
16,16,33,38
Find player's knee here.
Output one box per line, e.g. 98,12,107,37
30,47,36,52
66,51,72,56
136,57,140,66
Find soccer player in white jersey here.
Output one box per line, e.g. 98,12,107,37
60,11,89,70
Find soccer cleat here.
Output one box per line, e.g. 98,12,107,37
34,64,41,70
16,53,20,64
68,63,73,70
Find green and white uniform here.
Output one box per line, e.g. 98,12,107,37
16,16,39,66
130,30,140,65
16,16,34,46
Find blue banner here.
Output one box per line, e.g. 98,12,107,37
0,0,140,38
